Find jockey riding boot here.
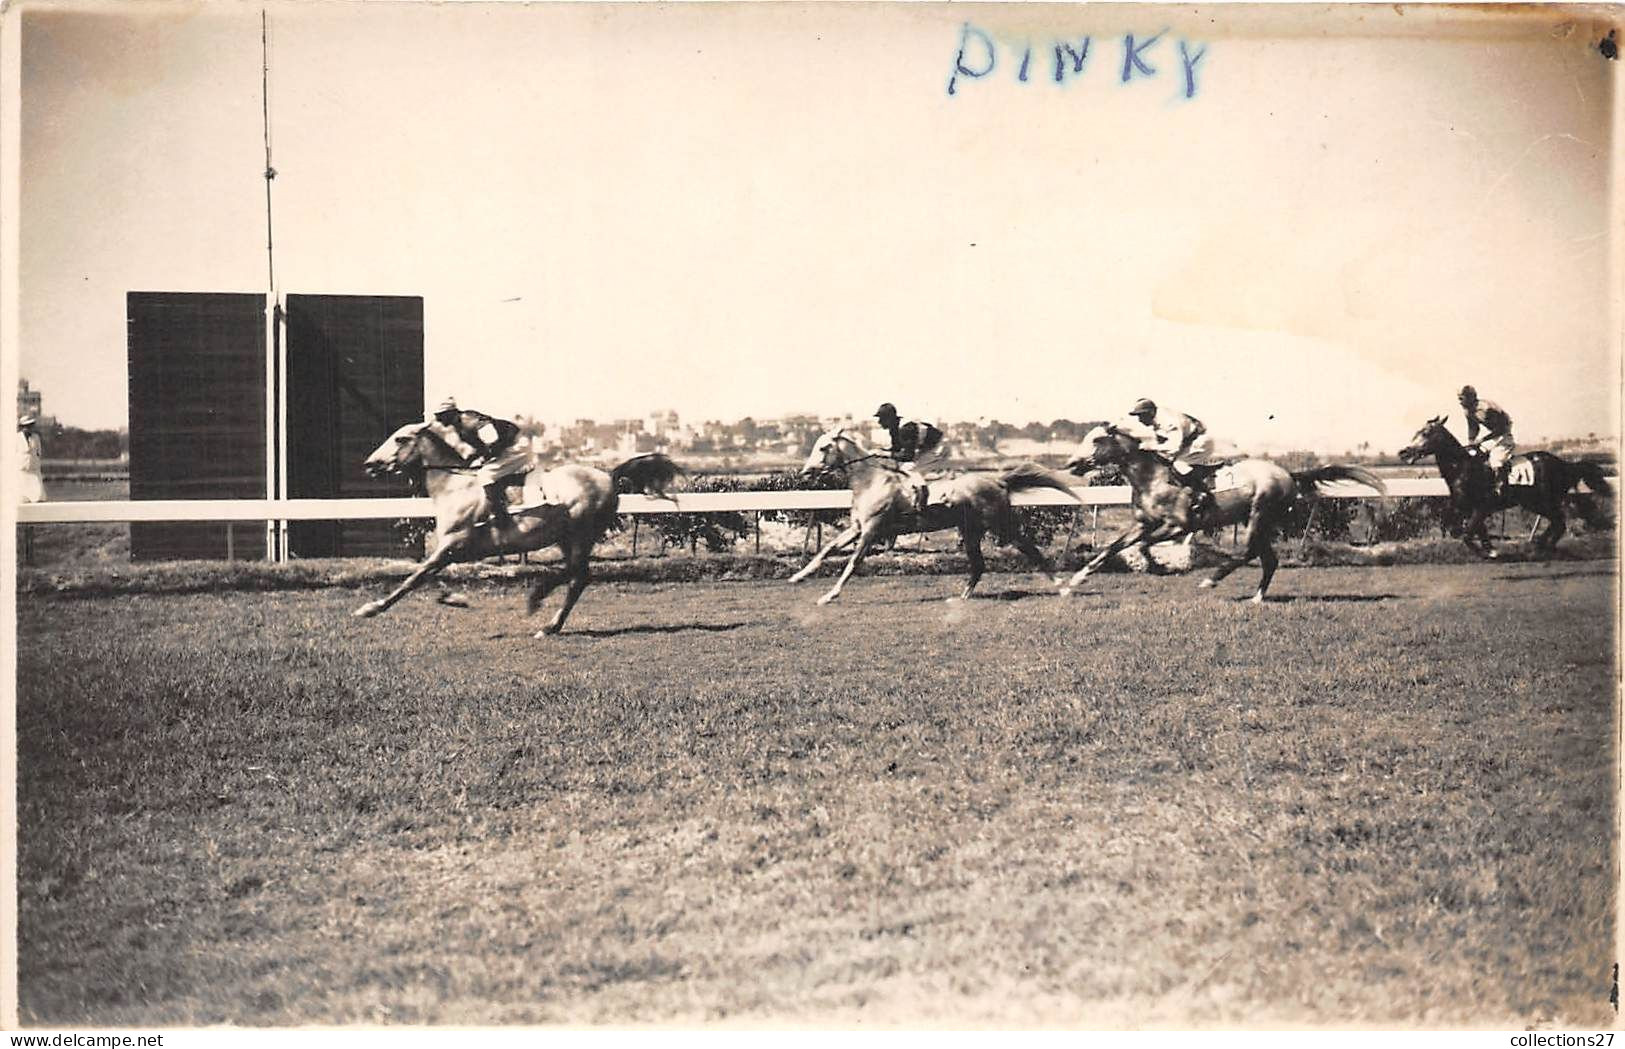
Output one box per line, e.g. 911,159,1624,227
484,483,513,525
1190,485,1214,522
914,483,930,515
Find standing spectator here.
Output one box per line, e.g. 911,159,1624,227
16,413,44,503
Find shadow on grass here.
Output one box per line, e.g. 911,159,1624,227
1492,567,1616,583
947,587,1060,603
1235,593,1403,604
555,621,750,639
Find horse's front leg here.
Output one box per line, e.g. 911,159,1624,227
1133,521,1188,576
817,523,883,605
1061,519,1150,592
354,538,465,617
789,522,860,583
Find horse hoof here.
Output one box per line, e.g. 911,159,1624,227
816,592,838,606
352,602,382,618
1058,587,1074,598
1250,592,1265,605
438,592,470,608
1198,578,1217,589
1486,550,1500,560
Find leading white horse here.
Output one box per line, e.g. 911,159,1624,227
354,421,680,636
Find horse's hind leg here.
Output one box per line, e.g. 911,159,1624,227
998,511,1055,579
524,561,567,616
1463,510,1495,558
1252,538,1280,603
1202,511,1272,597
1538,511,1565,556
538,536,595,636
958,516,987,600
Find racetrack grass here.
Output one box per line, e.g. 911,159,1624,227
15,561,1617,1027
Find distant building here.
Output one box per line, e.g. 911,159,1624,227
17,378,41,423
645,409,679,438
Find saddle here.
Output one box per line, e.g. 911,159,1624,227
1182,461,1226,488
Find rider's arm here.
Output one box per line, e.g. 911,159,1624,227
428,420,478,461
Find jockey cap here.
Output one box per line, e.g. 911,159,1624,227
18,414,37,428
875,402,898,420
1458,385,1477,402
1131,398,1157,416
432,396,459,416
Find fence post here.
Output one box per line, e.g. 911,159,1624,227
754,511,761,555
1297,499,1319,556
1060,508,1080,561
631,517,639,557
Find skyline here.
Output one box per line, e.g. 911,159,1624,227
14,3,1620,455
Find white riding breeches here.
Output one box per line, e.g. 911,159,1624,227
1481,434,1514,470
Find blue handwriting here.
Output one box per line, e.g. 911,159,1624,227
947,23,1209,100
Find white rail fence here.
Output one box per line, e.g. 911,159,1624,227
15,478,1464,525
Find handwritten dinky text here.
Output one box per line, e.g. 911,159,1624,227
947,23,1209,100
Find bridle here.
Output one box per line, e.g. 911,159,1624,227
808,433,905,479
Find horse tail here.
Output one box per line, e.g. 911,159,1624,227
611,453,684,499
998,462,1083,499
1573,460,1612,496
1291,464,1386,497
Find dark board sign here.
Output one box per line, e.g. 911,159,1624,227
127,292,267,561
285,294,425,558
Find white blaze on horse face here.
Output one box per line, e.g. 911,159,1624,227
801,429,842,475
1071,425,1114,467
364,422,425,475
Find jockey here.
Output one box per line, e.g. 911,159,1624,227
426,397,532,524
875,402,945,514
1116,398,1217,517
1458,385,1515,494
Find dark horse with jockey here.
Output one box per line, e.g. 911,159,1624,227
1399,416,1611,559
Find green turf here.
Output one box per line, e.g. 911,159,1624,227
15,561,1617,1026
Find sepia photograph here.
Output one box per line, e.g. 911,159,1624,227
3,0,1620,1031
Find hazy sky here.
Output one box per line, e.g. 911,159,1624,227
16,2,1620,453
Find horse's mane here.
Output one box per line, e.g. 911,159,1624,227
1412,416,1468,457
815,427,904,474
407,421,478,471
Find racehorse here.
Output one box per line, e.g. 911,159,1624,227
788,427,1080,604
1398,416,1612,558
354,421,681,635
1060,425,1386,603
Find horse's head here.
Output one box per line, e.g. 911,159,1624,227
363,422,433,478
800,427,862,478
1398,416,1452,464
1066,424,1132,474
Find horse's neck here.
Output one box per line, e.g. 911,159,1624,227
1430,438,1473,481
842,455,897,490
421,464,477,501
1122,452,1169,490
